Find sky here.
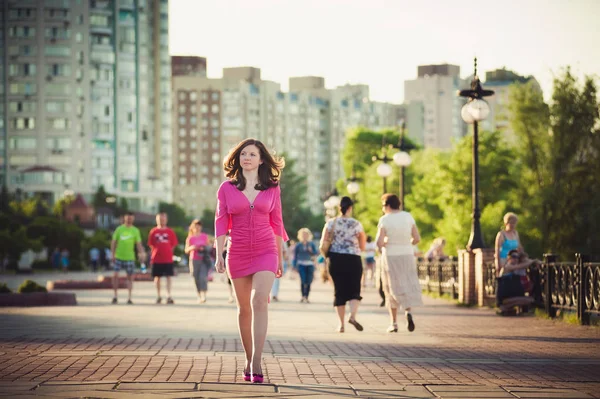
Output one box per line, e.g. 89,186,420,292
169,0,600,104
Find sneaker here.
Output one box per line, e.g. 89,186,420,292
228,296,235,303
406,313,415,332
305,298,310,304
111,297,117,304
156,297,162,304
166,297,174,304
271,296,279,302
387,323,398,333
348,318,364,331
127,299,133,305
300,297,306,303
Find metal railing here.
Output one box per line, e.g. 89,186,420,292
417,257,459,299
483,253,599,325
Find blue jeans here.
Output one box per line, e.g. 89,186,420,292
298,264,314,298
271,261,288,297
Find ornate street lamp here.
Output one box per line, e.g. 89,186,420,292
373,137,393,194
458,57,494,251
392,120,412,209
346,171,360,203
323,189,340,220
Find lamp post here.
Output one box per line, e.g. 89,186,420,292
323,189,340,221
392,120,412,209
458,57,494,251
373,137,393,194
346,172,360,203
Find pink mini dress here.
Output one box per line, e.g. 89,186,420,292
215,181,289,279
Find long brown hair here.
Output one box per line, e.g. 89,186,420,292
223,138,285,191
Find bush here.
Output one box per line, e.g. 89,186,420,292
0,282,11,293
17,279,47,293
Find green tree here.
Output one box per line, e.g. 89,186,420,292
509,69,600,258
0,185,11,213
158,202,188,228
92,185,109,208
279,155,323,237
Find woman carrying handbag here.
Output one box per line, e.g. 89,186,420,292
320,197,366,333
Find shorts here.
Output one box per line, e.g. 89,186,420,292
365,256,376,265
152,263,174,277
113,259,135,275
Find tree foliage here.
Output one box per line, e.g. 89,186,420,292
509,69,600,258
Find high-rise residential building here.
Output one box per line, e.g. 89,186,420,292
1,0,171,211
482,68,541,140
172,64,404,215
404,64,467,149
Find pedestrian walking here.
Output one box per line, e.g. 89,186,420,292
185,219,212,303
103,248,111,270
293,228,317,303
362,236,376,287
89,247,100,272
494,212,524,277
214,138,288,384
51,247,61,270
320,196,366,333
60,248,70,272
376,193,423,333
110,212,145,305
148,212,178,305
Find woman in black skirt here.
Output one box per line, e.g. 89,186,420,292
320,197,366,333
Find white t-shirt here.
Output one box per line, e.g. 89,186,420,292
364,242,377,258
377,211,417,256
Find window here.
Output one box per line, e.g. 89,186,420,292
190,128,197,137
9,83,37,95
9,64,36,77
179,166,186,174
45,27,70,40
211,104,220,113
11,118,36,130
9,101,37,113
201,104,208,113
104,106,110,116
46,83,70,96
211,119,219,128
179,129,185,137
90,14,109,26
190,116,197,125
46,137,72,150
179,116,186,125
47,63,71,77
178,91,187,100
9,137,37,150
9,26,36,38
212,129,219,137
179,153,186,161
190,141,197,149
202,92,208,100
46,101,71,113
45,46,71,57
48,118,70,130
8,8,36,19
212,92,220,100
178,105,185,114
75,32,83,42
211,153,220,162
189,91,197,101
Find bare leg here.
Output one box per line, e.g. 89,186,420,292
335,305,345,330
405,307,411,315
388,307,398,324
154,277,161,298
250,271,275,375
232,276,253,373
349,299,360,321
127,275,133,300
166,276,172,297
112,271,119,298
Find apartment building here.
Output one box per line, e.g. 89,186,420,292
172,64,404,215
1,0,172,211
404,64,467,149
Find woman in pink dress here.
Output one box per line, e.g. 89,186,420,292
214,138,288,384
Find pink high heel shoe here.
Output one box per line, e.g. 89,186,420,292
251,373,264,383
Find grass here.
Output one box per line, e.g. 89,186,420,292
534,308,599,327
421,290,476,307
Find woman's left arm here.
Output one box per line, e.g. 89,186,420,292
376,227,386,251
269,185,288,277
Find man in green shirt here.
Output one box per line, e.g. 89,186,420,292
111,212,146,304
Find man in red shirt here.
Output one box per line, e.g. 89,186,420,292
148,212,179,304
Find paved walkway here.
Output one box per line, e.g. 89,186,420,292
1,271,599,398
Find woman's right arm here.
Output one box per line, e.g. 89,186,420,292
411,224,421,245
184,237,194,254
214,184,230,273
494,232,503,273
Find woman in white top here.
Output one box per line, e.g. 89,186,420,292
375,193,423,333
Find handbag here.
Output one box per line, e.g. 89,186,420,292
496,273,525,306
319,218,338,257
